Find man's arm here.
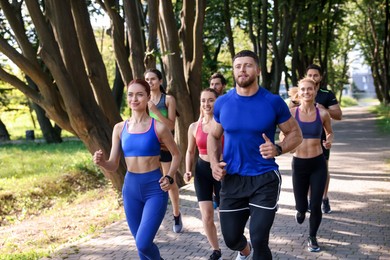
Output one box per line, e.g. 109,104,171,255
277,117,303,155
207,118,226,180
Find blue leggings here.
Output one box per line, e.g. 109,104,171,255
122,169,168,260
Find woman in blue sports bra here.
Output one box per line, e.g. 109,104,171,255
283,77,333,253
93,79,181,260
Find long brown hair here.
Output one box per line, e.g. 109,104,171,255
128,79,151,115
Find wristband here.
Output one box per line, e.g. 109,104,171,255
275,144,283,157
164,175,174,184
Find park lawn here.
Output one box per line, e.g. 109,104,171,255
0,140,124,259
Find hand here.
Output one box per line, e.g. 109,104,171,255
184,171,192,182
322,139,332,150
159,176,172,192
148,101,157,112
259,133,277,159
93,149,104,165
211,161,226,181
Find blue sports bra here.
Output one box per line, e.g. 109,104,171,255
121,118,161,157
295,107,323,139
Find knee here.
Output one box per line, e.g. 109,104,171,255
135,239,151,256
223,235,246,251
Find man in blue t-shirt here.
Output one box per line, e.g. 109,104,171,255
207,50,303,260
306,64,342,214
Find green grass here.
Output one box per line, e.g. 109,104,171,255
340,96,359,107
369,104,390,134
1,110,75,140
0,140,105,224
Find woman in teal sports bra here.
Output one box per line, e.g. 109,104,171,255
144,68,183,233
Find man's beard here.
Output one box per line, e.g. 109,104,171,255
235,74,257,88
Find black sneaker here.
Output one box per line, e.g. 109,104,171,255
295,211,305,224
307,236,321,252
209,249,222,260
173,213,183,233
322,198,332,213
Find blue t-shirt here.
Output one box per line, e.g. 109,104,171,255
214,87,291,176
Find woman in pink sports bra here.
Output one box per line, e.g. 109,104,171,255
184,88,223,260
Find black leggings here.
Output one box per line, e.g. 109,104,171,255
219,171,281,259
194,157,221,203
292,154,327,237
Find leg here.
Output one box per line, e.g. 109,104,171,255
199,201,220,250
219,175,250,252
308,156,327,238
136,190,168,260
122,174,143,238
322,160,330,198
249,207,275,260
292,157,311,214
194,158,221,251
249,171,281,259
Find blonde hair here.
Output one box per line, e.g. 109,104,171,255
298,77,317,89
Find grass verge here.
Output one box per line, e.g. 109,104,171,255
0,140,124,259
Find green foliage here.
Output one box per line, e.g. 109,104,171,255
0,251,48,260
0,140,105,224
94,27,116,87
370,104,390,134
340,96,358,107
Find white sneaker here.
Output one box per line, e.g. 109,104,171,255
235,242,253,260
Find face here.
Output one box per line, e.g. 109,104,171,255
306,69,322,87
233,56,260,88
144,72,162,91
298,81,317,102
200,91,217,115
127,83,150,111
210,78,225,95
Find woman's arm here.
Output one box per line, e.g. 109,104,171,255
184,122,197,182
156,121,181,178
93,122,123,172
320,109,334,149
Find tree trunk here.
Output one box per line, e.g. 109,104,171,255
0,119,10,141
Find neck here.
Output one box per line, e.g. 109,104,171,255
129,112,149,123
202,114,213,123
235,84,259,96
299,102,316,113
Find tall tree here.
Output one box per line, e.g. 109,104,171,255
352,0,390,104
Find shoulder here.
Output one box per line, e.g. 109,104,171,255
188,121,198,134
114,121,125,130
290,106,298,116
165,94,176,103
113,121,126,137
318,107,330,119
154,118,169,133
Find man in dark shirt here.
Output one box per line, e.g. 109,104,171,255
306,64,342,214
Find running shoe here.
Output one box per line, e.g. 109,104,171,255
209,249,222,260
235,242,253,260
322,198,332,213
295,211,305,224
307,236,321,252
173,213,183,233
